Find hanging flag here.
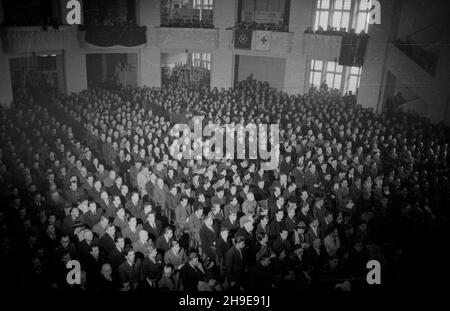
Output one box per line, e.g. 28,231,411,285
234,29,252,49
254,30,272,51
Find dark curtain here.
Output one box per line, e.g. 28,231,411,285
338,33,369,67
85,25,147,47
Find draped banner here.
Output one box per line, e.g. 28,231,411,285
234,29,252,49
339,33,369,67
254,31,272,50
84,25,147,47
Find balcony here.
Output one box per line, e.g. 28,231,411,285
230,30,294,57
0,26,78,54
155,27,219,51
79,25,147,49
302,33,342,60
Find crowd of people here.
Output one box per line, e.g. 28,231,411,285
0,75,449,292
234,21,288,32
304,26,369,37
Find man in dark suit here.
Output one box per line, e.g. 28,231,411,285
82,201,103,229
226,235,245,291
179,252,204,292
155,227,173,254
100,225,116,256
143,212,162,242
236,216,256,267
107,235,126,282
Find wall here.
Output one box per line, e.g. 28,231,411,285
161,53,188,67
237,55,286,90
357,0,397,112
397,0,447,48
138,0,161,88
283,0,314,95
0,38,13,107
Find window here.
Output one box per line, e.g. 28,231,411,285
313,0,371,33
192,53,211,70
325,61,343,90
354,0,371,33
309,59,362,93
314,0,331,30
331,0,352,30
345,66,362,94
309,60,324,87
193,0,213,22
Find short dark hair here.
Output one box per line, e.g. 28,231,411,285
235,235,246,244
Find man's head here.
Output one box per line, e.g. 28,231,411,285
235,235,246,249
101,263,112,280
164,227,173,239
139,230,148,243
125,247,135,264
115,235,125,249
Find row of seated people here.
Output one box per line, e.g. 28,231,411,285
234,21,288,32
0,77,449,292
161,19,214,29
304,26,369,37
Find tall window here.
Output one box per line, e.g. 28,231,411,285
325,61,343,90
314,0,331,30
309,59,362,94
192,53,211,70
354,0,371,33
331,0,352,30
309,59,324,87
313,0,371,33
345,66,362,94
193,0,213,22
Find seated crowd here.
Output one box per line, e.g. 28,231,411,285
0,75,449,292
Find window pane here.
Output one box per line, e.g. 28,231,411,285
336,64,343,73
343,0,352,10
313,73,322,86
319,11,329,29
327,61,336,72
314,60,323,70
350,66,360,74
334,0,343,10
326,73,334,86
333,74,342,89
348,76,358,92
320,0,330,9
341,12,350,29
332,12,342,28
360,0,369,10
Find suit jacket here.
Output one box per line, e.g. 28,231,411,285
107,246,125,273
305,227,321,246
125,200,142,218
155,235,171,253
188,214,203,243
100,233,116,256
180,263,203,292
225,246,244,284
143,220,162,241
215,237,230,265
199,225,217,261
122,225,140,244
236,228,256,267
82,209,103,229
164,249,187,269
92,222,107,238
175,204,190,230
